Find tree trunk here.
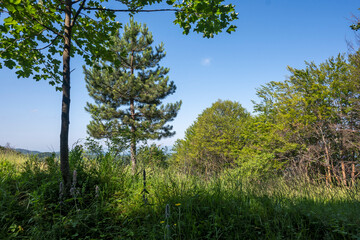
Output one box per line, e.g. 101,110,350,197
324,151,332,185
320,127,332,185
130,99,136,174
351,162,356,187
130,138,136,174
331,162,341,185
341,160,347,187
129,51,137,174
60,0,72,188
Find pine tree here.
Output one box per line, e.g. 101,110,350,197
84,19,181,173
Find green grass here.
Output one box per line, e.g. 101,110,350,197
0,148,359,239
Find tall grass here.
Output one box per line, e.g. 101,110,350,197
0,147,359,239
0,147,29,166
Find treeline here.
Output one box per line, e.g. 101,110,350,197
73,18,360,187
172,52,360,186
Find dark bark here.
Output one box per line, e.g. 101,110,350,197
130,137,136,174
130,51,136,174
60,0,72,188
130,98,136,174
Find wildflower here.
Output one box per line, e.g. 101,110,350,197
175,203,181,206
160,221,165,224
59,181,64,204
72,170,77,186
70,186,75,197
59,182,63,196
165,204,170,219
95,185,100,198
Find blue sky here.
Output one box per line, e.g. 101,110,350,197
0,0,359,152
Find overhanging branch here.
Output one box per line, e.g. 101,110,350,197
83,7,180,13
35,35,60,51
1,29,45,55
71,0,87,27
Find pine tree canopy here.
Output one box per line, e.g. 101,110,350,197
84,19,181,149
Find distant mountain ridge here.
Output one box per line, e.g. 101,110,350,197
15,148,42,155
0,145,58,158
16,148,59,158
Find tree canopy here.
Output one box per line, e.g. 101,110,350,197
0,0,238,85
0,0,238,186
253,54,360,184
172,100,251,175
85,19,181,173
173,53,360,183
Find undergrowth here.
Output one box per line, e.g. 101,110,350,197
0,147,359,239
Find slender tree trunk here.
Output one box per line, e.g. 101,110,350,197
331,162,341,185
60,0,72,188
129,51,137,174
351,162,355,187
341,160,347,187
130,99,136,174
320,127,332,185
130,138,136,173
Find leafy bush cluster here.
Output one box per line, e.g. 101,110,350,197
173,52,360,185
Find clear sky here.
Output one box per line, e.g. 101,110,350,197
0,0,359,152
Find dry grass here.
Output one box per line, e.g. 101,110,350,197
0,148,28,167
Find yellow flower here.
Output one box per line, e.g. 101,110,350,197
174,224,177,226
175,203,181,206
160,221,165,224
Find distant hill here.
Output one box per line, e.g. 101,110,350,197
15,148,58,158
15,148,42,155
0,146,58,159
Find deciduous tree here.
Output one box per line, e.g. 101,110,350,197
0,0,238,187
173,100,250,175
254,55,360,184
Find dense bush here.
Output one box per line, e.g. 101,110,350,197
172,100,252,175
137,144,170,169
171,100,284,178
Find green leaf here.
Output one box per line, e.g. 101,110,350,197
4,59,16,69
226,25,236,33
4,17,17,25
166,0,176,5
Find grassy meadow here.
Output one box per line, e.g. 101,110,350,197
1,147,360,239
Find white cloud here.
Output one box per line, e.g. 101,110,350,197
201,58,212,66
